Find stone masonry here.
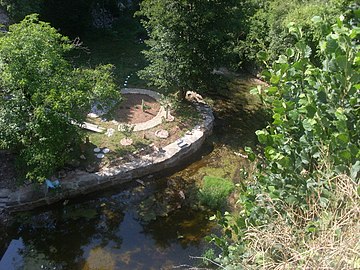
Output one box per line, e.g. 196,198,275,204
1,89,214,212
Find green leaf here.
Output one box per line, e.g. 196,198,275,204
270,75,280,84
286,48,295,57
302,119,316,131
335,55,348,70
256,130,271,145
250,86,260,95
335,107,347,121
245,146,256,162
257,51,269,62
267,86,278,94
209,215,216,221
350,161,360,180
311,16,322,23
305,105,317,118
277,55,288,64
339,150,351,161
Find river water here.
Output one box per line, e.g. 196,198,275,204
0,75,265,270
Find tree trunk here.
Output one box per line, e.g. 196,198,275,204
177,88,187,101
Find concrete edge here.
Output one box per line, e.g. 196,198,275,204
2,93,214,212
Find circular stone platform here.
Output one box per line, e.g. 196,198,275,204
1,90,215,212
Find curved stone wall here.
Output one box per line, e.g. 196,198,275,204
2,93,214,212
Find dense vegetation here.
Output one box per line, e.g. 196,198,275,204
136,0,240,96
0,15,120,182
206,9,360,269
136,0,359,268
0,0,358,268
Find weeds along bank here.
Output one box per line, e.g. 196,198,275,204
206,13,360,269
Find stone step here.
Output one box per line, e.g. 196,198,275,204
0,189,10,198
0,189,11,201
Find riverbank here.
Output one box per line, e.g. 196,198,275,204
0,96,214,213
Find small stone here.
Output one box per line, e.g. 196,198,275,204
58,170,67,178
105,128,115,137
120,138,133,146
179,190,185,200
80,155,86,160
135,179,145,186
86,165,95,173
155,129,169,139
93,148,101,153
96,153,105,159
69,159,80,167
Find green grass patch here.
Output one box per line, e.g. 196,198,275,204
199,176,235,210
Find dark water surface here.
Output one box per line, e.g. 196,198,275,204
0,177,215,270
0,75,266,270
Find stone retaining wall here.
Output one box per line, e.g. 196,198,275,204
1,94,214,212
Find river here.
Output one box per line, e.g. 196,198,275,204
0,73,265,270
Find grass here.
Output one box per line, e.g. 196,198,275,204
74,99,201,172
198,176,235,210
237,175,360,269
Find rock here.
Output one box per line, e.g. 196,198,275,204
0,8,9,27
80,155,86,160
120,138,133,146
58,170,67,178
68,159,80,168
105,128,115,137
86,165,96,173
135,179,145,186
185,91,205,104
155,129,169,139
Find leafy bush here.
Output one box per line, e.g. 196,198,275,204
199,176,234,210
207,12,360,269
237,0,351,69
0,0,43,22
136,0,240,97
0,15,120,182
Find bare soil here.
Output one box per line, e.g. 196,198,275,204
113,94,160,124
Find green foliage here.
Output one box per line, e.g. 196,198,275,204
0,15,121,182
0,0,43,21
237,0,351,68
118,123,135,139
210,13,360,268
199,176,234,210
137,0,239,96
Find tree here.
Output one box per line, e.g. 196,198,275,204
0,0,43,22
208,13,360,268
237,0,352,70
137,0,239,98
0,14,121,182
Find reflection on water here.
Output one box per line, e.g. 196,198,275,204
0,75,266,269
0,181,215,270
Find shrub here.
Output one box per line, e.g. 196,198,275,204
199,176,234,210
207,13,360,269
